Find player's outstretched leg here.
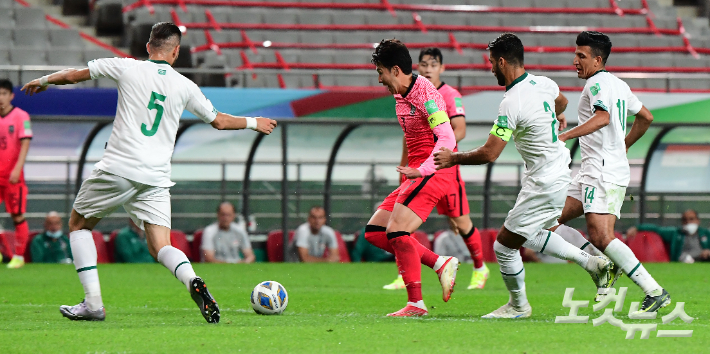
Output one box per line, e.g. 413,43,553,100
523,229,613,296
483,239,531,319
60,229,105,321
555,224,604,257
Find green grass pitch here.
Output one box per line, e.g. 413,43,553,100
0,262,708,353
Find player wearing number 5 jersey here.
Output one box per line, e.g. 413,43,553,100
434,33,612,319
552,31,669,314
21,22,277,323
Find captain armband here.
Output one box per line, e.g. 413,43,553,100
490,124,512,142
427,111,449,129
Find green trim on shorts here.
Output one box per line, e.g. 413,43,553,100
539,231,552,253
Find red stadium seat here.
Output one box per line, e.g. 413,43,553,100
23,231,42,262
170,230,192,261
267,230,294,262
107,230,119,263
433,229,446,242
92,231,110,264
626,231,670,263
191,229,203,263
479,228,498,263
0,231,15,260
412,230,431,251
328,231,350,263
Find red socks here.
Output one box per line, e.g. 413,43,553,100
364,225,438,268
462,227,484,269
14,220,29,256
387,232,422,303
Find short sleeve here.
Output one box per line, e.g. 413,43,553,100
491,97,516,142
627,91,643,115
185,83,218,124
294,225,310,249
87,57,140,81
444,88,465,118
200,225,216,251
17,110,32,139
324,227,338,249
237,228,252,250
586,79,611,113
415,80,449,129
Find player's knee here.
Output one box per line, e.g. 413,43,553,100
364,225,386,241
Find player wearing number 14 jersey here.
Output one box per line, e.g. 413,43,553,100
21,22,277,323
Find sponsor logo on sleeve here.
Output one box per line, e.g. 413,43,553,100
454,97,463,108
425,100,439,115
496,115,509,128
590,83,601,96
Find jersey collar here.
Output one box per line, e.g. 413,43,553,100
148,59,170,65
0,106,15,118
505,72,528,92
437,82,445,90
401,74,418,99
589,69,608,78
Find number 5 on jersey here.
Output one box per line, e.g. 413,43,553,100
143,91,166,137
543,101,558,142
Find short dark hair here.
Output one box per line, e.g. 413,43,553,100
148,22,182,50
576,31,612,64
371,39,413,75
309,205,324,215
0,79,13,93
487,33,524,66
418,47,443,64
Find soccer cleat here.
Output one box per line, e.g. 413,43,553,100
386,304,428,317
632,289,671,315
6,256,25,269
468,264,490,290
436,256,459,302
59,300,106,321
594,258,623,302
482,302,532,319
189,277,220,323
383,275,406,290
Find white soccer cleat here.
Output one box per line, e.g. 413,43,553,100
586,256,612,289
436,256,459,302
59,300,106,321
482,302,532,319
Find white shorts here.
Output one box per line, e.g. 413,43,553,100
504,177,569,240
567,174,626,219
73,169,171,230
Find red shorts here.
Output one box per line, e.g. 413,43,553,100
435,166,469,218
379,172,457,222
0,182,27,215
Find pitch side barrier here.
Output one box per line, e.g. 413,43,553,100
30,116,710,253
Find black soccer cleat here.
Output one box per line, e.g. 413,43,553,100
633,288,671,315
189,277,220,323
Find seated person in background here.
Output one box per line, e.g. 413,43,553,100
433,221,473,264
627,209,710,263
201,201,255,263
30,211,72,263
351,225,394,262
294,206,339,263
114,219,155,263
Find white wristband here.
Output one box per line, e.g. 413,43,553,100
39,75,50,86
245,117,257,130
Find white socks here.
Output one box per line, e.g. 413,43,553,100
70,230,103,311
523,230,591,269
157,246,197,290
604,239,662,296
556,224,603,257
493,241,528,308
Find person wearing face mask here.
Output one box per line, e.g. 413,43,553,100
30,211,72,263
627,209,710,263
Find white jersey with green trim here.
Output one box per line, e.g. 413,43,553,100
578,70,643,187
494,72,571,183
88,58,217,187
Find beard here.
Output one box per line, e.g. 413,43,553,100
494,65,506,86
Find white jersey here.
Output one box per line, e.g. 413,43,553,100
88,58,218,187
577,70,642,187
494,72,571,185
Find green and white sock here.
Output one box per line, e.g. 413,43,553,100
157,246,197,290
604,239,662,296
70,230,103,311
556,224,604,257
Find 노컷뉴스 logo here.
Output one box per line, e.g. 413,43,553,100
555,287,694,339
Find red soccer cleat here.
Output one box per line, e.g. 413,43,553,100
436,256,459,302
386,304,428,317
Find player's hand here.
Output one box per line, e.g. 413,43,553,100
9,169,20,184
434,147,455,170
701,249,710,260
255,118,277,135
557,113,567,130
396,166,421,179
558,132,568,143
21,79,49,96
625,226,638,239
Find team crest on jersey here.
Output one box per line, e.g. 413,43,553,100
158,69,166,75
529,80,537,85
496,116,508,128
409,104,416,115
590,83,601,96
8,125,13,134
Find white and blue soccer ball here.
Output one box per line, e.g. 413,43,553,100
251,281,288,315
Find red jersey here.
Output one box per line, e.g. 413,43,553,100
0,107,32,184
438,83,466,118
395,74,453,174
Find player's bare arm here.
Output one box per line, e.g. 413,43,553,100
554,93,569,130
240,248,256,264
9,138,30,184
557,108,610,142
21,68,92,95
450,116,466,142
210,112,277,134
435,134,507,169
298,247,326,263
623,105,653,151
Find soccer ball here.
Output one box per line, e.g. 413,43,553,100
250,281,288,315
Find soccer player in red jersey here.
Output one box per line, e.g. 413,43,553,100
0,79,32,268
364,39,460,317
385,48,489,291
